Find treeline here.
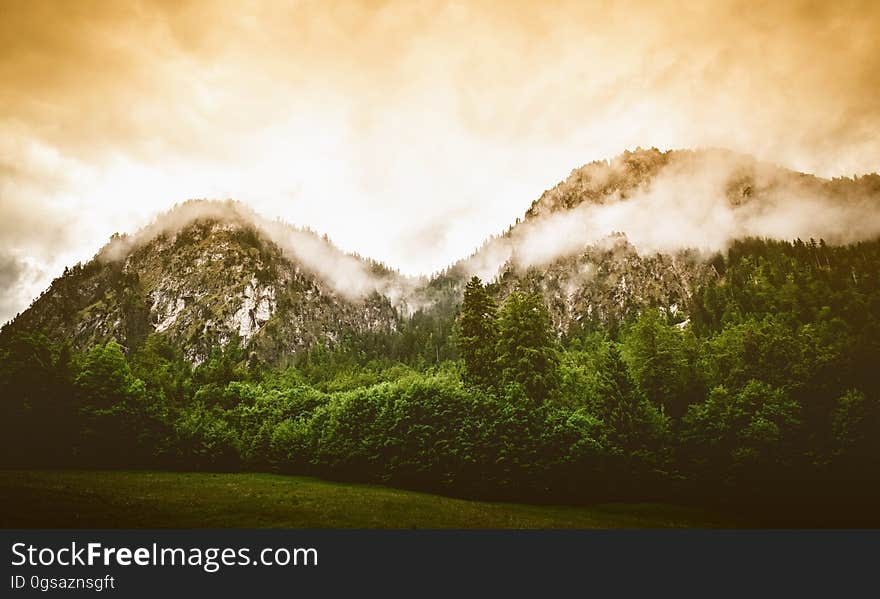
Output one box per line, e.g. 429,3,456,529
1,238,879,514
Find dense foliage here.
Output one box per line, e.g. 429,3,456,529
2,238,879,510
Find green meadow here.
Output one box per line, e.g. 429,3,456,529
0,470,734,529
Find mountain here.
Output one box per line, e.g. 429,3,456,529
1,201,404,364
444,147,880,332
4,148,879,361
523,147,880,219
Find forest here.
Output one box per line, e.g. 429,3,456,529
2,238,879,516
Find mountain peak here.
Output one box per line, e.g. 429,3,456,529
525,147,671,220
3,200,402,364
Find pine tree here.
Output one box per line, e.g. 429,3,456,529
495,291,560,402
455,276,499,387
593,345,640,447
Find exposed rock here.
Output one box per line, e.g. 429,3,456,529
2,214,400,364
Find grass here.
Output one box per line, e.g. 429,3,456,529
0,470,736,528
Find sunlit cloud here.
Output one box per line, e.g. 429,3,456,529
1,0,879,322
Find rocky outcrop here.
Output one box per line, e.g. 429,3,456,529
3,213,400,364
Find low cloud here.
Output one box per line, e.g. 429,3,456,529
461,149,880,279
0,253,44,325
99,199,423,308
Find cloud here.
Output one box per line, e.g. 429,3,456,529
1,0,879,319
0,252,45,325
97,199,423,307
0,254,25,292
461,149,880,278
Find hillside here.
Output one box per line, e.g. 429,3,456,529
444,148,880,332
2,201,405,364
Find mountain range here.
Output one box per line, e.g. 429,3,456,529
4,147,879,364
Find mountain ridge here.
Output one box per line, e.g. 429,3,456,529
3,203,403,364
4,147,880,363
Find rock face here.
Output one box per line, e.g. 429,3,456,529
492,236,713,333
4,211,400,365
524,147,672,220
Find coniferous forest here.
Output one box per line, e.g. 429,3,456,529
2,237,879,522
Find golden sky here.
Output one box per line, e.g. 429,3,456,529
1,0,879,321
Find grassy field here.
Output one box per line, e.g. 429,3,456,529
0,470,736,528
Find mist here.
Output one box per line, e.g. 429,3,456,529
7,146,877,326
461,149,880,280
98,199,422,307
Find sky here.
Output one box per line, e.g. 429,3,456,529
1,0,879,323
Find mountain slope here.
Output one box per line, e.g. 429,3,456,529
2,201,403,364
444,147,880,332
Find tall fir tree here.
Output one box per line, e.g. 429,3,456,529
592,345,669,456
592,345,639,426
456,276,499,387
495,291,560,402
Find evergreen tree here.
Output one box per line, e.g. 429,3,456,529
495,291,560,402
75,341,138,410
455,276,499,387
592,345,670,461
592,345,639,430
622,310,699,419
74,341,165,465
